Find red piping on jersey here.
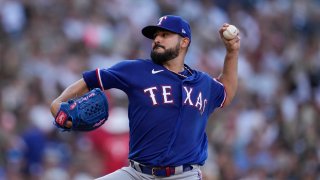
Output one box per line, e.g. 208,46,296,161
96,68,104,90
213,78,227,108
220,88,227,108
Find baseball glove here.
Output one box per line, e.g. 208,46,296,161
54,88,109,131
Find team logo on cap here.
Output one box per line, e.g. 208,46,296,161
182,29,186,34
157,16,167,25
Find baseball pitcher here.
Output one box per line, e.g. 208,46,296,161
50,15,240,180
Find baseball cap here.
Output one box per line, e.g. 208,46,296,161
142,15,191,41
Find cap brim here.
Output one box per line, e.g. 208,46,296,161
142,26,176,39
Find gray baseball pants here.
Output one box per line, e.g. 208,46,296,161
95,166,202,180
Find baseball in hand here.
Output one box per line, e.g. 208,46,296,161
223,25,238,40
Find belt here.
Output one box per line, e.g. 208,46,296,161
129,160,195,177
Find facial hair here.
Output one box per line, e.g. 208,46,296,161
150,42,180,65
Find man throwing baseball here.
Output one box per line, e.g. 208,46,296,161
51,15,240,180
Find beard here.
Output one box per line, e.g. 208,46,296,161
150,43,180,65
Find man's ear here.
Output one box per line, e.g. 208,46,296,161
181,38,190,48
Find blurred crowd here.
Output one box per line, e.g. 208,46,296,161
0,0,320,179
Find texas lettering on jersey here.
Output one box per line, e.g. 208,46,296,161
144,85,208,114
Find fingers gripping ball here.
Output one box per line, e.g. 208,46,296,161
54,88,109,131
223,25,239,40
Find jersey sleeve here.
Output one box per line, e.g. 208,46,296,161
210,78,227,108
82,60,133,92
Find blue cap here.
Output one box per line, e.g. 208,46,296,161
142,15,191,41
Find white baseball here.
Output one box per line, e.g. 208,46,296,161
223,25,238,40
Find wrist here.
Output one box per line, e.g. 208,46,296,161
225,50,239,60
226,49,239,54
50,100,61,117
